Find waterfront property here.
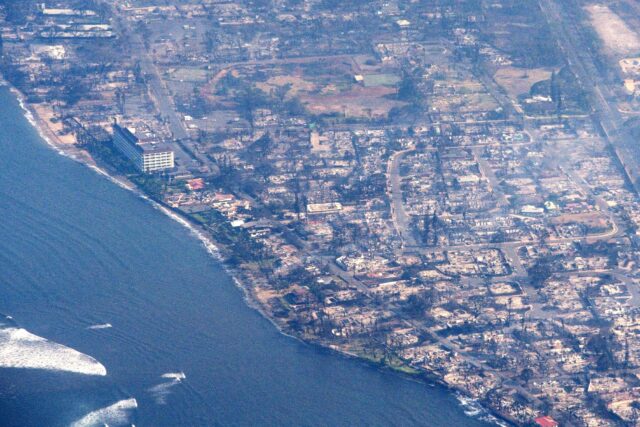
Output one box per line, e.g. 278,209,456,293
0,85,489,427
8,0,640,425
112,124,174,173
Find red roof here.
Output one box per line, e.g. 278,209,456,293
535,416,559,427
187,178,205,191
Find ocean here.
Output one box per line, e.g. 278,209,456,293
0,86,494,427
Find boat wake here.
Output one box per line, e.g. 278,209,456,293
161,371,186,381
70,398,137,427
86,323,113,330
148,372,186,405
0,320,106,376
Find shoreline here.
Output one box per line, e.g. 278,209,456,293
5,81,512,426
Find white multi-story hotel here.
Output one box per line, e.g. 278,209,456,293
112,124,174,173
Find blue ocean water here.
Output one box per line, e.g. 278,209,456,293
0,86,493,427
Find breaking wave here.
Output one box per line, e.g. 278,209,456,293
456,394,509,426
0,321,106,376
70,398,137,427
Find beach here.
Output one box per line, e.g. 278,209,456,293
0,83,494,426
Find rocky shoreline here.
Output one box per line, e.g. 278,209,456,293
7,79,513,427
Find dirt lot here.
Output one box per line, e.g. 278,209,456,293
197,54,407,119
587,4,640,56
550,212,609,229
494,66,553,98
256,75,317,97
300,85,405,119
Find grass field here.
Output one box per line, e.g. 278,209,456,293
494,66,553,99
363,73,400,87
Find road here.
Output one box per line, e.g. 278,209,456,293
472,146,510,208
106,4,640,420
385,137,538,252
384,127,623,280
539,0,640,193
110,12,206,171
387,149,419,249
542,132,623,244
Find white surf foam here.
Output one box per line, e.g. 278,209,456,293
70,398,137,427
456,394,509,426
9,81,223,265
0,325,106,376
6,74,287,378
86,323,112,330
148,372,186,405
7,78,231,291
11,87,76,161
154,203,222,259
458,395,484,416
